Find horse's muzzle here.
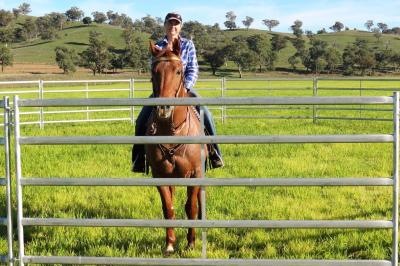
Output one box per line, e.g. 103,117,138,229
157,105,174,119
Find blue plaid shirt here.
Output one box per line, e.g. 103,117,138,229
156,36,199,89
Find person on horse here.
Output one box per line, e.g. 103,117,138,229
132,12,224,173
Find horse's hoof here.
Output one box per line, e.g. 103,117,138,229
164,244,175,256
186,242,195,250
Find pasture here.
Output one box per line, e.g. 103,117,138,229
0,78,398,262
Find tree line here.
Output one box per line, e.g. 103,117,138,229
1,4,400,75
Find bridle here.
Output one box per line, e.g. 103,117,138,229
150,54,191,165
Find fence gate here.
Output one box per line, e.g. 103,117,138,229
0,97,13,265
12,95,399,266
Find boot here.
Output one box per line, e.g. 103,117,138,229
209,144,224,169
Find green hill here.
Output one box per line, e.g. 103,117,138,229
9,23,400,70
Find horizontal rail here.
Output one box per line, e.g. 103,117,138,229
318,87,400,91
22,218,393,229
226,115,312,119
20,177,394,187
0,80,39,85
42,79,131,84
18,97,394,107
19,118,131,125
22,256,392,266
317,107,392,112
43,88,130,93
18,135,394,145
317,117,392,122
225,87,313,91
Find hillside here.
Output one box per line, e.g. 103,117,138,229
5,22,400,77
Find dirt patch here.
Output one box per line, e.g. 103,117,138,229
2,63,64,74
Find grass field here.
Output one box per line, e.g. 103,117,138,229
0,79,398,263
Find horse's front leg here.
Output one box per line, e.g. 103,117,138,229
157,186,176,255
185,185,201,249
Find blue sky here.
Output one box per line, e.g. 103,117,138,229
1,0,399,32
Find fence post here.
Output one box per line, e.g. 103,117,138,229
392,92,399,266
200,109,207,258
221,78,226,124
86,82,89,121
4,97,13,266
130,78,135,124
39,80,44,129
313,77,318,123
14,96,25,266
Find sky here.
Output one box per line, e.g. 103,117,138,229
0,0,399,32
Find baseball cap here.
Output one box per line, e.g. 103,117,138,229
165,12,182,24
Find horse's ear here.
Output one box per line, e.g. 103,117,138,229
172,38,181,56
149,40,161,57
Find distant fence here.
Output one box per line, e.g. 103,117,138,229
11,95,399,265
0,78,400,127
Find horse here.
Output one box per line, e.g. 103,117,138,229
145,39,206,255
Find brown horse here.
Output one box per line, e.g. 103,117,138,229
145,40,206,255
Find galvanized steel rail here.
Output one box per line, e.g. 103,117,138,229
0,98,13,265
12,95,399,266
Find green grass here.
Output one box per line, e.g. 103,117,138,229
0,79,398,263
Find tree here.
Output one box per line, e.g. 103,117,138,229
224,11,237,30
12,8,21,19
36,16,58,40
271,34,287,53
342,39,376,75
290,20,303,37
92,11,107,24
317,28,327,34
242,16,254,30
246,34,275,71
262,19,279,31
124,35,149,74
47,12,67,30
0,27,14,44
288,55,300,70
203,48,225,75
372,28,382,42
365,20,374,31
329,21,344,32
22,17,37,40
55,46,78,74
65,7,84,21
82,17,92,25
80,31,111,75
325,47,342,73
0,45,13,72
377,22,388,32
0,10,13,27
19,2,31,15
225,39,257,78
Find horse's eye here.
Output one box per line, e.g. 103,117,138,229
177,70,181,75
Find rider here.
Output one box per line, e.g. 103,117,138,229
132,12,224,172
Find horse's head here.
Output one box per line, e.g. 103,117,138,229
150,39,184,119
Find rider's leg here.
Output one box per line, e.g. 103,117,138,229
132,105,153,173
188,89,224,168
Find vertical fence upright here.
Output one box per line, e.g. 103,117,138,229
313,77,318,123
14,96,25,266
85,82,90,120
39,80,44,129
200,110,207,258
221,78,226,124
4,97,13,265
392,92,399,266
130,78,135,124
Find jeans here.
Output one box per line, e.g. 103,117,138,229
132,89,222,163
